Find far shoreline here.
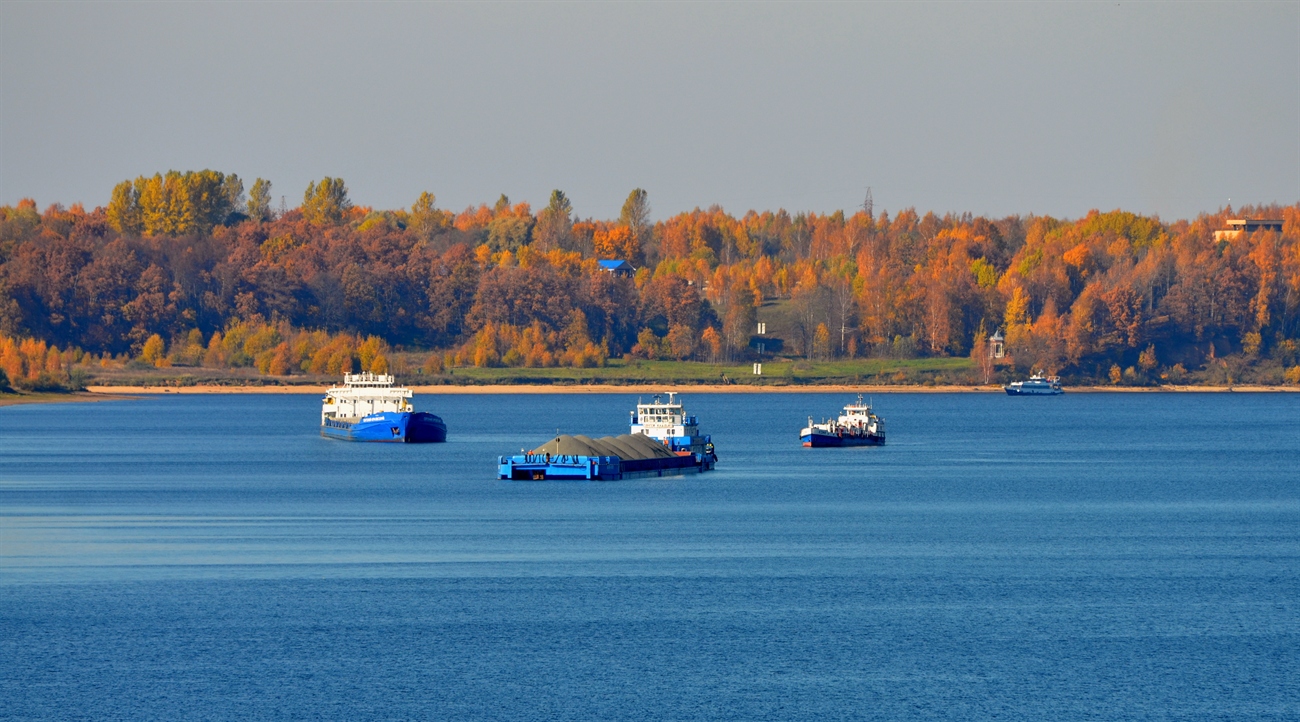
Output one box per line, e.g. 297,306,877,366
3,384,1292,408
79,383,1298,396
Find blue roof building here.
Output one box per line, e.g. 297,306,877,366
598,259,635,277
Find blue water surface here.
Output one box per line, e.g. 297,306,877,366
1,391,1297,720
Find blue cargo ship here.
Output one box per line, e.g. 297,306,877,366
320,372,446,443
800,395,885,447
499,392,716,480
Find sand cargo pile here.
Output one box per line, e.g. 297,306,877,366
498,393,717,480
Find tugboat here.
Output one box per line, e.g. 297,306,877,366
320,372,447,442
1004,372,1063,395
800,395,885,447
629,392,717,467
497,392,715,480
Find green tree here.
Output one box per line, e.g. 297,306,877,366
409,191,449,239
185,170,241,231
487,214,533,252
247,178,273,222
302,177,352,225
618,188,651,261
222,173,245,221
534,190,574,251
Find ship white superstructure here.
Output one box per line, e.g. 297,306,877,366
1004,373,1063,396
800,394,885,447
321,373,413,424
629,392,716,466
631,392,692,441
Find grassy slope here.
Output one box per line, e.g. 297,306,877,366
76,356,977,387
429,357,975,386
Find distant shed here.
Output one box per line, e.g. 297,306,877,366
598,259,635,277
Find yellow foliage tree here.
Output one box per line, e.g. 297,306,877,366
358,336,384,371
107,170,242,236
302,177,351,225
141,334,167,367
593,226,638,261
701,327,723,363
813,323,831,360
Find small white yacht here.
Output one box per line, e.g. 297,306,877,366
1004,373,1064,396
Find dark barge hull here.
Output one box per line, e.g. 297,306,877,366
801,432,885,447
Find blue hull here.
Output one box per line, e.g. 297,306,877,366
321,411,447,443
498,452,708,481
801,432,884,448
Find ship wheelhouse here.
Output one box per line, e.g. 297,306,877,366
628,392,715,463
839,404,872,426
629,392,699,441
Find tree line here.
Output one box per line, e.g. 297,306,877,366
1,170,1298,385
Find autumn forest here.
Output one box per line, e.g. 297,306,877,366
2,170,1298,390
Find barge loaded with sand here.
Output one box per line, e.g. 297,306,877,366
498,392,716,480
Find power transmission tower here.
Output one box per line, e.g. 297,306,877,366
862,187,873,219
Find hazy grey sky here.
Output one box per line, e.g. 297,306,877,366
2,1,1297,221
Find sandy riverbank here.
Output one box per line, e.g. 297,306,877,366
0,391,139,407
81,383,1297,396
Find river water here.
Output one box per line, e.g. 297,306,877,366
2,392,1297,719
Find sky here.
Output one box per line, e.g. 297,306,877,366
2,1,1297,222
